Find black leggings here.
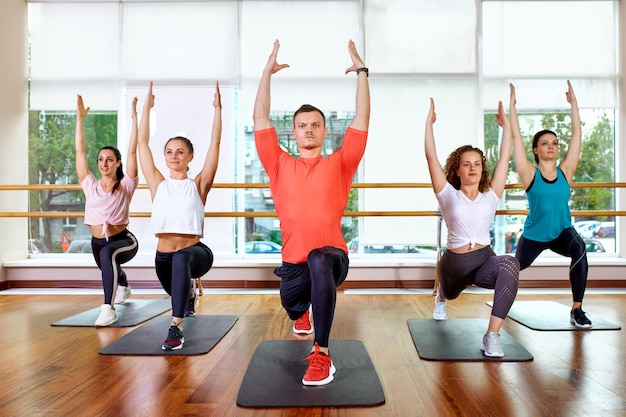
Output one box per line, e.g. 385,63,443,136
515,227,588,303
274,247,349,348
91,229,138,305
155,242,214,318
438,246,519,319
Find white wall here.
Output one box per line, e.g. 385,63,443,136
0,0,29,282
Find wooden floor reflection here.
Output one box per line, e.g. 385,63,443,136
1,289,624,416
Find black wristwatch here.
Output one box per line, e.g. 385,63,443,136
356,67,369,77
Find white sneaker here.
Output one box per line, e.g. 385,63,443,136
481,332,504,358
114,285,131,304
95,304,117,327
433,297,448,320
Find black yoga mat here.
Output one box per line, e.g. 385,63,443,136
237,340,385,408
99,314,238,355
407,318,533,362
51,298,171,327
487,300,621,331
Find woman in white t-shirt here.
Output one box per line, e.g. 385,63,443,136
424,97,520,358
138,82,222,351
75,95,139,327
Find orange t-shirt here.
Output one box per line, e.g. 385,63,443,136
255,127,367,263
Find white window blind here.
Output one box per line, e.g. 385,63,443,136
364,0,477,74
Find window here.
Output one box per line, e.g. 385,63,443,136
483,0,618,255
25,0,620,259
28,109,117,252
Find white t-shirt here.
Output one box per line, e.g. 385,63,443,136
435,182,499,250
151,178,205,237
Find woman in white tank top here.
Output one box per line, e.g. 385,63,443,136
138,81,222,351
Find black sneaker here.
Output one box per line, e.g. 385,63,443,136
184,290,198,317
162,325,185,350
570,308,592,329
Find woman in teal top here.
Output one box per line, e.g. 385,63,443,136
510,81,591,328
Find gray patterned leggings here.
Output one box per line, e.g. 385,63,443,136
438,246,520,319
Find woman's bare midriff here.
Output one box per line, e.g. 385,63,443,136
91,224,127,239
449,243,488,254
156,233,200,252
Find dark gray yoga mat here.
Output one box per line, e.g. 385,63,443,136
487,300,621,331
99,314,238,355
237,340,385,408
407,318,533,362
51,298,171,327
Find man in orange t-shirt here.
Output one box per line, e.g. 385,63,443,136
253,39,370,386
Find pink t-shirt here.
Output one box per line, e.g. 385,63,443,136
80,172,138,239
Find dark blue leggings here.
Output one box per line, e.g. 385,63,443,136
155,242,213,318
515,227,588,303
91,229,138,305
274,247,349,348
438,246,520,319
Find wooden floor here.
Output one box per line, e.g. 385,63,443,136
1,289,625,417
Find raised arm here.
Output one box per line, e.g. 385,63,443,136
125,96,139,179
491,100,512,198
559,80,582,183
137,82,164,199
424,98,447,193
510,83,535,189
75,95,91,182
345,40,370,131
252,39,289,131
195,81,223,205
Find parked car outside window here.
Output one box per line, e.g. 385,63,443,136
66,239,92,254
595,222,615,238
584,239,605,253
245,241,282,254
574,221,599,239
347,240,437,254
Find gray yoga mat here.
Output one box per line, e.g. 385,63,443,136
487,300,621,331
51,298,171,327
99,314,238,355
407,318,534,362
237,340,385,408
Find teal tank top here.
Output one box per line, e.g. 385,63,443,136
523,167,573,242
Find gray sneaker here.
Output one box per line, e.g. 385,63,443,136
481,332,504,358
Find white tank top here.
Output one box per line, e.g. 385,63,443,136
151,178,205,236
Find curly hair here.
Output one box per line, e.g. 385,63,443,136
443,145,490,192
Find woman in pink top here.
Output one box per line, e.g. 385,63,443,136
75,95,139,327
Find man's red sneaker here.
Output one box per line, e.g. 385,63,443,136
293,308,313,334
302,342,336,386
